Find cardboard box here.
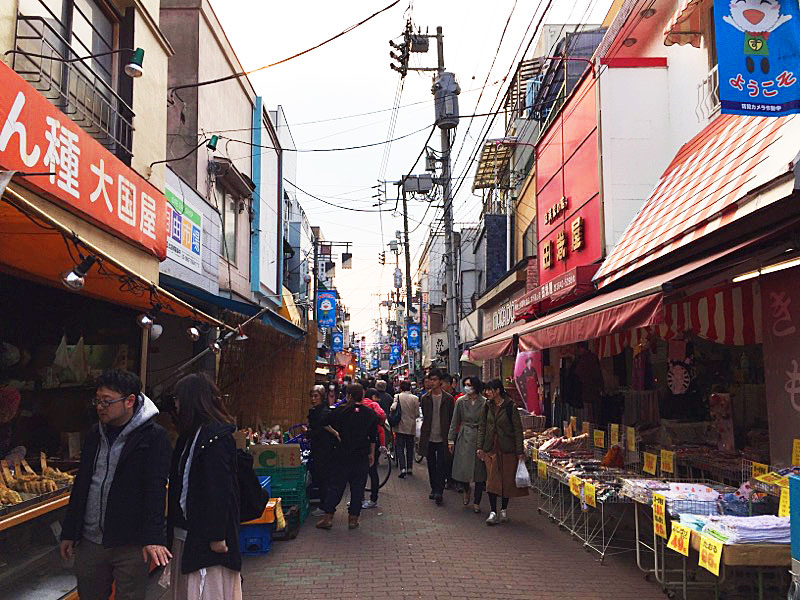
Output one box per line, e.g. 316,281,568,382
233,430,246,450
249,444,301,468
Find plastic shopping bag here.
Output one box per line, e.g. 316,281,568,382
515,459,531,488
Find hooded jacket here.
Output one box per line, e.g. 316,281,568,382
61,394,171,548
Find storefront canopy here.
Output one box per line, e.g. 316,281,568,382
467,320,528,361
1,186,227,329
594,114,800,289
663,0,704,48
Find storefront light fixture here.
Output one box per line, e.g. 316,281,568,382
209,340,222,354
206,135,219,151
235,324,249,342
124,48,145,78
61,255,98,290
149,323,163,341
187,326,201,342
732,256,800,283
136,313,154,330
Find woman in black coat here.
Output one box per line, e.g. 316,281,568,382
168,373,241,600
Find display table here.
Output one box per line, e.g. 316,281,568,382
688,529,791,567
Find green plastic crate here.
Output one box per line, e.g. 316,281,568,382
254,465,307,491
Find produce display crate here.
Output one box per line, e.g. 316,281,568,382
239,523,272,555
254,465,307,492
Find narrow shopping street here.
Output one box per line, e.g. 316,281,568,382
242,473,660,600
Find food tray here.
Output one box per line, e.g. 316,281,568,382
0,485,72,519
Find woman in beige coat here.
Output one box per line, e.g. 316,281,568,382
477,378,527,525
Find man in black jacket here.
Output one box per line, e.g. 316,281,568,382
417,368,455,505
60,369,172,600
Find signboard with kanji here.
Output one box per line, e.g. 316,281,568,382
0,60,167,258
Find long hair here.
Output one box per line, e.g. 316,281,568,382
174,373,234,434
485,378,507,399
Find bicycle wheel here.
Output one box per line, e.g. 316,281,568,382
365,447,392,493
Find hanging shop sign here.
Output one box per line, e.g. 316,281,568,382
371,357,379,370
714,0,800,116
407,324,421,349
331,331,344,353
316,291,337,328
0,61,168,258
164,182,203,273
390,343,402,364
515,265,599,318
482,289,526,335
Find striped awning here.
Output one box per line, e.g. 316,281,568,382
663,0,704,48
595,114,800,289
595,280,762,357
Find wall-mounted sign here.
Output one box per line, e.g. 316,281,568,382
544,197,568,225
408,324,421,349
332,331,344,352
316,291,337,328
0,61,167,258
164,182,203,274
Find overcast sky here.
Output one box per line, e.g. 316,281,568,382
210,0,612,341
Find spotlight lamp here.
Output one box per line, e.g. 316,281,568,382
136,313,154,330
209,340,222,354
187,326,201,342
61,255,98,290
206,135,219,151
235,324,249,342
124,48,145,78
149,323,163,341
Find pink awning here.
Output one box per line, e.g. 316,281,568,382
467,319,530,361
663,0,703,48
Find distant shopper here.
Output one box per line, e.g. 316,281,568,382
477,379,528,525
440,372,457,489
308,385,340,517
392,380,420,478
326,381,340,407
317,384,378,530
448,376,487,511
60,369,172,600
362,389,387,509
375,379,393,414
418,368,454,505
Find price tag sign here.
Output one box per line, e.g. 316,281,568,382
652,493,668,539
777,476,790,489
610,423,620,446
661,449,675,474
793,438,800,466
593,429,605,449
569,475,582,497
751,462,769,479
531,447,538,461
698,534,723,576
626,426,636,452
538,460,548,480
667,522,691,556
570,416,577,431
779,486,791,517
582,421,590,435
643,452,658,475
565,422,574,439
584,482,596,508
755,471,783,486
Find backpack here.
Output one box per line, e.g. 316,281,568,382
236,449,268,522
387,394,402,427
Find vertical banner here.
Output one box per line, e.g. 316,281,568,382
715,0,800,116
331,332,343,353
316,291,337,328
514,350,543,415
390,343,402,364
371,357,379,370
408,324,421,349
761,271,800,464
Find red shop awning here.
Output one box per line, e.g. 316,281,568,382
467,319,530,361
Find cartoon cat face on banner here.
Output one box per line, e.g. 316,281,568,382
715,0,800,116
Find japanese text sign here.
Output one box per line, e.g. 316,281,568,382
407,324,421,349
794,438,800,465
626,426,636,452
652,493,668,539
316,291,337,328
164,182,202,273
582,421,590,435
751,462,769,478
0,61,167,258
593,429,605,449
569,475,582,497
667,522,691,556
584,482,596,508
610,423,619,446
531,447,538,461
331,332,344,353
538,459,548,479
643,452,658,475
779,486,791,516
661,449,675,474
715,0,800,116
698,534,724,576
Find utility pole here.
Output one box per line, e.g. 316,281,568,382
401,187,415,377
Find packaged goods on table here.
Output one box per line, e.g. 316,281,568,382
539,432,590,455
696,515,791,544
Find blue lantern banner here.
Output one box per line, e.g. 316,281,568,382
390,343,402,364
316,291,337,328
331,332,343,353
407,324,421,350
715,0,800,116
371,357,379,369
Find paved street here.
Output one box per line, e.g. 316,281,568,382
242,471,664,600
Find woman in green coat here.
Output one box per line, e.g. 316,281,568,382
477,379,527,525
447,376,487,512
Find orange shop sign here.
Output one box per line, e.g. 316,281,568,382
0,60,167,259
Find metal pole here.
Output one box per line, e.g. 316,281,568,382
435,26,460,377
312,235,318,324
402,187,416,378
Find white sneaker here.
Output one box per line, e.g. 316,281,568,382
485,511,499,526
499,509,509,523
362,500,377,509
311,507,325,517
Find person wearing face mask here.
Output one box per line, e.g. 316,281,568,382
448,377,487,511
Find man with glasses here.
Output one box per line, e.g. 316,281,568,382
60,369,172,600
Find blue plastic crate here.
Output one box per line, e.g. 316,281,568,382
258,475,271,498
239,523,272,555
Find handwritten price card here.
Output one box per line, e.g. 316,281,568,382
643,452,658,475
626,426,636,452
755,471,783,486
793,439,800,466
584,482,596,508
652,493,668,539
582,421,590,435
779,487,790,517
610,423,619,446
531,447,538,461
667,521,691,556
751,462,769,479
569,416,577,432
569,475,582,497
593,429,605,449
661,449,674,474
698,534,723,576
537,460,548,480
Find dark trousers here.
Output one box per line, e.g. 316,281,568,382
474,481,485,505
426,441,447,496
396,433,415,472
73,541,148,600
322,457,369,516
310,450,332,502
368,446,379,502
